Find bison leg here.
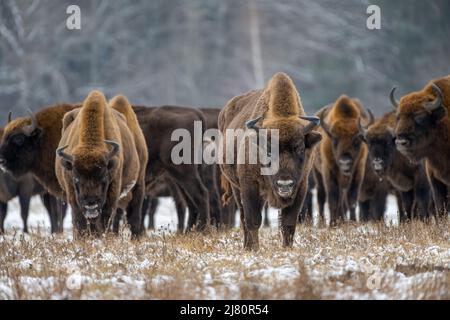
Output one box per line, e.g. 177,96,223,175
314,170,326,224
325,173,340,227
427,172,448,218
18,194,31,233
168,183,186,233
72,209,88,239
400,190,414,222
346,185,359,222
240,185,264,251
41,193,56,233
0,202,7,234
148,198,159,230
112,208,124,233
359,200,371,222
413,168,431,220
372,190,387,221
280,187,306,248
126,182,145,237
171,171,210,232
299,186,313,224
139,196,150,229
263,203,270,227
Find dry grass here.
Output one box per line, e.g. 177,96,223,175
1,219,450,300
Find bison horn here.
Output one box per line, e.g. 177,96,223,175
364,109,375,128
7,111,12,124
105,140,120,160
245,116,263,131
300,116,320,134
425,84,444,112
389,87,400,109
23,109,38,136
358,119,367,138
56,145,73,163
319,109,333,138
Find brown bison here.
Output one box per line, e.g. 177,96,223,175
55,92,146,237
0,104,79,198
314,96,372,225
133,105,211,231
363,111,432,220
219,72,321,250
0,106,76,231
391,75,450,216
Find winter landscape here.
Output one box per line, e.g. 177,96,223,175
1,196,449,300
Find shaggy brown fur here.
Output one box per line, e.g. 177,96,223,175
219,72,322,250
56,91,141,237
394,75,450,215
314,95,369,225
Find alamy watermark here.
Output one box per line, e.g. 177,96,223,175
171,121,280,176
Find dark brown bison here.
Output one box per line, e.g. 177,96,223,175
55,92,146,237
133,105,211,231
0,104,79,198
0,113,67,233
357,159,389,222
314,96,372,225
363,111,432,220
219,72,321,250
391,75,450,216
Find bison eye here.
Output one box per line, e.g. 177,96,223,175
12,134,25,146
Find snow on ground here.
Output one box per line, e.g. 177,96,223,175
1,194,450,299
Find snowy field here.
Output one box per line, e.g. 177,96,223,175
1,195,450,300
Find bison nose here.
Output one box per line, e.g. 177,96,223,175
395,137,410,148
372,158,384,171
276,179,294,188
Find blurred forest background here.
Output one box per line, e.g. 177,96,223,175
0,0,449,120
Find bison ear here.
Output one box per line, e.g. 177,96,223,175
61,159,73,171
305,132,322,149
431,105,447,122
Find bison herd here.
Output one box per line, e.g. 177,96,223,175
0,72,449,250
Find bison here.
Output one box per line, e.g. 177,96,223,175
314,96,373,225
132,105,211,231
0,117,67,233
0,104,79,198
55,92,146,237
391,75,450,217
219,72,321,250
363,111,432,220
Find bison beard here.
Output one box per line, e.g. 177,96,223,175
219,72,321,250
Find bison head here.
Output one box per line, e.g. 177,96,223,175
246,115,321,202
0,111,42,177
320,110,373,176
363,120,396,177
391,85,447,161
57,141,119,220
